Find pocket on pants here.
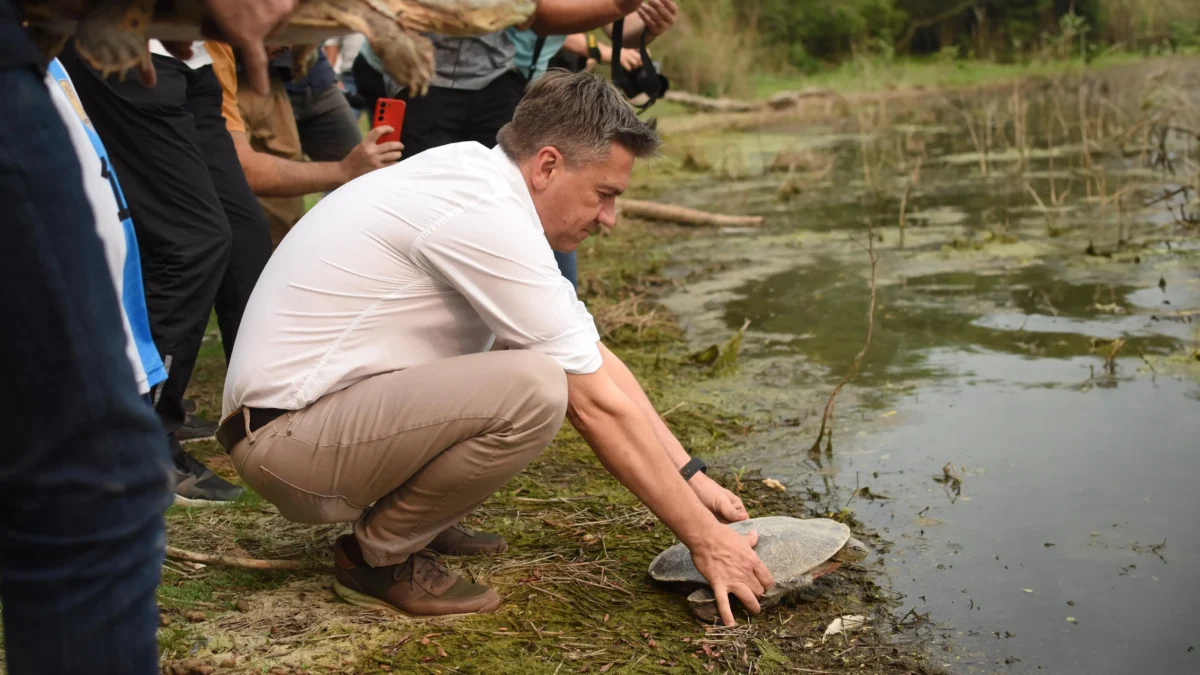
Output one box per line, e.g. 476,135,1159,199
254,466,367,524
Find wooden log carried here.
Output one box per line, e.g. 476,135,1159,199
618,199,763,227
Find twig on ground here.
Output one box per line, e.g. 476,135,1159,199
165,546,324,571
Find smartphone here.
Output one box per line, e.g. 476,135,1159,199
372,98,406,144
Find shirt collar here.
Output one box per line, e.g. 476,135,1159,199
490,144,541,227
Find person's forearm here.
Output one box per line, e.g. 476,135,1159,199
604,13,650,42
232,132,346,196
532,0,634,36
567,376,717,547
599,343,691,468
562,33,590,58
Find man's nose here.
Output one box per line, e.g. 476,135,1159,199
598,203,617,229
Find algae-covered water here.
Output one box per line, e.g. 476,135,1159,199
655,64,1200,674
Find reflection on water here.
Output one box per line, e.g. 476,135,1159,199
722,260,1188,386
659,65,1200,674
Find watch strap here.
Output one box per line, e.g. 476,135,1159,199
586,33,601,62
679,457,708,481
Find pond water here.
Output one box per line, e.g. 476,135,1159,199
653,67,1200,674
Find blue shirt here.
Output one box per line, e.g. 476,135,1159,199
47,59,166,391
508,28,567,81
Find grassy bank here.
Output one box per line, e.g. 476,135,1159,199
165,214,936,674
747,50,1156,98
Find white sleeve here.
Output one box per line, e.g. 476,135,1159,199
413,208,603,374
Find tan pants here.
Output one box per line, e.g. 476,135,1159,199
235,75,306,246
229,350,568,567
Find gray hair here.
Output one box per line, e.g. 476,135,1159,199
497,70,661,166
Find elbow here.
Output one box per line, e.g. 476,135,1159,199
565,387,638,437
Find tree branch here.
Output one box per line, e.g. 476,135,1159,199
897,0,996,51
809,224,879,455
166,546,330,571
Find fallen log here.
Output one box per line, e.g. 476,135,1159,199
618,199,763,227
766,88,839,110
166,546,329,571
663,91,759,113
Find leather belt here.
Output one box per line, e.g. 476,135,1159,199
216,407,289,452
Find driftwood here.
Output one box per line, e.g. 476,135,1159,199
618,199,763,227
663,89,837,114
166,546,329,571
766,88,839,110
663,91,757,113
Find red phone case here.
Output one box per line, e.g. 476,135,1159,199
372,98,406,144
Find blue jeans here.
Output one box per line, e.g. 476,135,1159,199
554,250,578,288
0,66,172,675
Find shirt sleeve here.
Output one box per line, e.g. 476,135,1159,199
204,41,246,134
412,204,603,374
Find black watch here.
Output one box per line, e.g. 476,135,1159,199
679,457,708,481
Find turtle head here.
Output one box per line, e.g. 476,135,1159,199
833,537,870,563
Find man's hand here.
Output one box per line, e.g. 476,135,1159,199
615,0,645,14
204,0,297,95
637,0,678,38
339,127,404,182
618,47,644,71
691,474,748,524
690,527,775,627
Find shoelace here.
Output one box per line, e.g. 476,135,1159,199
396,549,451,590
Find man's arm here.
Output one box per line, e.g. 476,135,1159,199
562,34,643,71
597,343,749,523
230,127,402,197
566,363,774,626
602,0,677,43
531,0,643,36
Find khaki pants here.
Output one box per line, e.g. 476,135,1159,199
229,350,568,567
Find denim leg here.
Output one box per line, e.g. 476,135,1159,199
0,67,172,675
554,250,578,289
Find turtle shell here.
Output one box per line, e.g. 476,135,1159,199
648,517,852,585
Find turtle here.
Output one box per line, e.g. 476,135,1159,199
21,0,537,94
647,516,870,623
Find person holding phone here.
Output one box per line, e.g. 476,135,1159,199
205,42,403,245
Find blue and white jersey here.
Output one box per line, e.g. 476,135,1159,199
45,59,166,394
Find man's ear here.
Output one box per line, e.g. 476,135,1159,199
531,146,563,191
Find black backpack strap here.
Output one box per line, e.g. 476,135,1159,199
528,35,546,81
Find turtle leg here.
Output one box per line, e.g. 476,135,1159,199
290,44,321,79
686,588,721,623
294,0,435,95
74,0,155,81
686,585,788,623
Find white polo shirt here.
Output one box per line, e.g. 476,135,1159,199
222,142,603,416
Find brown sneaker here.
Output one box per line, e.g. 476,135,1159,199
427,522,508,556
332,535,500,617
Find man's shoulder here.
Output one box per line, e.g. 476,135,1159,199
410,143,524,197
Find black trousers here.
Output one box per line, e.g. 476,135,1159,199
397,70,526,159
60,45,272,435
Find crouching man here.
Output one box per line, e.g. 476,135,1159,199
218,71,773,627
